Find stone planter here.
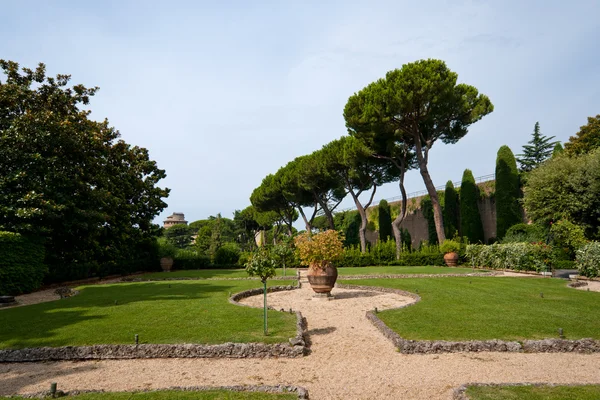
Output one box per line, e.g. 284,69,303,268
160,257,174,272
306,262,338,296
443,252,459,267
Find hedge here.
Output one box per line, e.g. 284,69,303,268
495,145,522,239
0,232,47,295
466,243,551,272
576,242,600,278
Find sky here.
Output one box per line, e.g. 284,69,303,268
2,0,599,227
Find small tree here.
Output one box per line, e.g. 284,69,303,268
495,145,522,239
245,248,277,335
272,241,294,276
378,200,392,242
460,169,485,243
565,115,600,156
517,122,558,172
443,181,459,239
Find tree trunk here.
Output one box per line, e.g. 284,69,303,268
317,198,336,230
347,185,377,253
298,207,312,233
392,170,409,259
413,134,446,243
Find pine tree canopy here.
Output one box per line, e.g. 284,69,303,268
516,122,558,172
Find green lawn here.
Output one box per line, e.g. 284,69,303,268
340,277,600,341
465,385,600,400
139,268,298,280
337,266,487,275
0,391,297,400
0,280,297,350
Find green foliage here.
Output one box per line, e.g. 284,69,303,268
213,243,241,266
565,115,600,156
378,200,392,241
466,384,600,400
421,196,439,245
552,142,564,157
0,232,46,295
157,238,177,259
502,223,546,244
523,148,600,238
401,227,412,251
245,248,277,283
271,242,294,268
443,181,459,239
550,219,587,260
495,146,523,239
0,60,168,283
388,253,445,266
460,169,485,243
335,210,361,247
439,239,460,254
173,249,211,270
466,243,551,271
575,241,600,278
516,122,558,172
334,245,374,268
371,239,396,264
164,224,195,248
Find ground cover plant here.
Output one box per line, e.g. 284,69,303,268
0,391,297,400
337,266,488,275
340,277,600,341
138,268,298,280
0,280,297,350
465,384,600,400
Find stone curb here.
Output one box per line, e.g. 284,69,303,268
452,382,595,400
0,286,307,363
338,272,501,280
338,283,600,354
7,385,309,399
122,276,299,282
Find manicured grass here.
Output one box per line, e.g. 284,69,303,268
0,280,297,349
465,384,600,400
340,277,600,341
139,268,298,280
0,390,297,400
337,266,487,275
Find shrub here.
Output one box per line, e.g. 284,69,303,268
466,242,551,271
460,169,485,243
439,239,460,254
157,239,177,258
552,260,575,270
388,253,444,266
443,181,459,239
575,241,600,278
213,243,241,266
495,145,522,239
0,232,46,295
173,249,211,269
502,223,546,243
294,230,344,268
334,245,373,268
421,196,439,245
550,219,587,259
371,239,396,264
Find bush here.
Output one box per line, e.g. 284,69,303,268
173,249,211,269
0,232,46,295
550,219,587,259
334,245,373,267
213,243,241,266
371,239,396,264
502,223,546,243
575,242,600,278
439,239,460,254
552,260,575,270
158,239,177,259
466,242,551,272
388,253,445,266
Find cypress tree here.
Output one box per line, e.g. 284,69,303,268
378,199,392,242
516,122,558,172
495,146,522,239
443,180,459,238
460,169,485,243
421,196,438,245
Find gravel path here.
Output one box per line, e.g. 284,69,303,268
1,273,599,400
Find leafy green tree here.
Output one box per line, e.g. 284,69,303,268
565,115,600,156
0,60,168,282
272,242,294,276
250,173,298,236
164,224,195,248
345,59,493,244
378,199,392,242
516,122,558,172
443,181,459,239
495,145,522,239
460,169,484,243
523,148,600,238
245,248,277,335
552,142,564,157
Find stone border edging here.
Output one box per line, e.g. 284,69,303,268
122,276,299,282
0,286,307,363
452,382,596,400
10,385,309,399
337,283,600,354
339,271,502,280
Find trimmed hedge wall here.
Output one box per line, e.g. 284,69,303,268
466,243,551,271
0,232,46,295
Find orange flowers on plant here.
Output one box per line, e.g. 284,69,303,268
294,230,344,269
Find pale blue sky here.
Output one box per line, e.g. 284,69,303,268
2,1,599,226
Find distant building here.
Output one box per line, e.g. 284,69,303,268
163,212,188,229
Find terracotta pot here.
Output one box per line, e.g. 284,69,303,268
306,262,338,295
160,257,174,272
443,252,459,267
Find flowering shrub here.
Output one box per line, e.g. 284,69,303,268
466,242,551,272
575,242,600,278
294,230,344,268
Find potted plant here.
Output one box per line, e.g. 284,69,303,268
158,240,177,272
294,230,344,297
440,239,461,267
